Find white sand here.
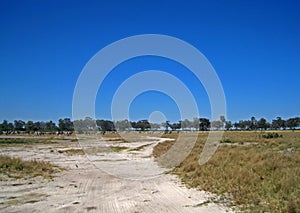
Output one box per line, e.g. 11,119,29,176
0,136,233,212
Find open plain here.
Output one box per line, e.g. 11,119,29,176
0,134,231,212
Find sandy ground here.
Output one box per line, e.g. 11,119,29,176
0,135,232,212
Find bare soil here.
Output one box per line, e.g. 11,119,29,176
0,135,232,212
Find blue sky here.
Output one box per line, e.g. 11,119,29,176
0,0,299,123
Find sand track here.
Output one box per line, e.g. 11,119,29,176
0,136,232,212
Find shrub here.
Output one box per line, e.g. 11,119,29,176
262,132,283,139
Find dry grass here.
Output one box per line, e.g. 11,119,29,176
153,140,175,157
57,149,85,155
153,131,300,212
5,193,47,205
129,143,152,151
0,138,56,144
0,155,60,180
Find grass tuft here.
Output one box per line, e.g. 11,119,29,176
57,149,85,155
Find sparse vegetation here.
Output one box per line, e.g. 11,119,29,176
220,138,235,143
0,155,60,180
57,149,85,155
153,140,175,157
153,131,300,212
109,146,128,152
262,132,283,139
129,143,152,151
0,138,55,144
5,193,47,206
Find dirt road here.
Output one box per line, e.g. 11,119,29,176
0,136,232,212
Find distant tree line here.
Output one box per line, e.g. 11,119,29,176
0,116,299,135
0,118,74,135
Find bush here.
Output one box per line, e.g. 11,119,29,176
0,155,59,179
262,132,283,139
220,138,234,143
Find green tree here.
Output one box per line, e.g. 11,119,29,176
130,121,137,130
286,117,300,130
97,120,115,131
45,120,57,132
58,118,74,131
25,121,35,132
199,118,210,131
170,121,181,130
225,121,232,130
272,117,285,130
250,116,257,130
257,118,270,130
136,120,151,131
14,120,25,131
0,120,13,132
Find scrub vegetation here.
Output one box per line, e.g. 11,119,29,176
0,155,59,180
153,131,300,212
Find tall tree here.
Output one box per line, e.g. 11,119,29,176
0,120,13,132
45,120,57,132
286,117,300,130
170,121,181,130
199,118,210,131
225,121,233,130
272,117,285,130
136,120,151,131
25,121,35,132
162,121,170,131
14,120,25,131
97,120,115,131
257,118,269,130
130,121,137,130
250,116,257,130
58,118,74,131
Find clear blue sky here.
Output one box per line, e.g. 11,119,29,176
0,0,299,123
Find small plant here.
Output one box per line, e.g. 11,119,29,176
220,138,234,143
262,132,283,139
57,149,84,155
